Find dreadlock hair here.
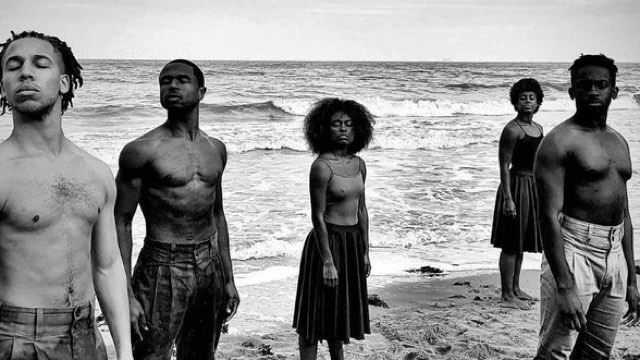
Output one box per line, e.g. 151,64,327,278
0,30,83,115
569,54,618,87
304,98,375,154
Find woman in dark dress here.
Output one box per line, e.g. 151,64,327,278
293,98,374,360
491,78,545,310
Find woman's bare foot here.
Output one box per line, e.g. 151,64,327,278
514,289,538,301
500,296,532,310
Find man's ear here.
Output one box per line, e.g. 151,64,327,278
199,86,207,101
568,87,575,100
59,74,70,95
612,86,618,100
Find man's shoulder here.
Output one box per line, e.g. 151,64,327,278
201,132,226,151
543,119,580,141
66,141,114,178
119,129,167,165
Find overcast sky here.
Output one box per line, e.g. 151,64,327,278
2,0,639,62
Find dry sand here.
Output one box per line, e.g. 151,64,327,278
100,270,640,359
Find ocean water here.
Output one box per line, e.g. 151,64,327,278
1,60,640,285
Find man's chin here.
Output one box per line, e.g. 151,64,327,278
12,102,55,118
164,103,197,112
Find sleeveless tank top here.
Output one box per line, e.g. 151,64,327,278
318,157,364,226
510,122,543,173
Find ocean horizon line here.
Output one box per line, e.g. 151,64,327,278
78,58,639,65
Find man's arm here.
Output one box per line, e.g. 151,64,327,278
357,157,370,277
621,154,640,325
534,131,587,331
213,141,240,322
92,164,133,360
114,142,147,340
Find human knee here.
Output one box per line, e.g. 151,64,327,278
501,249,518,256
298,335,316,348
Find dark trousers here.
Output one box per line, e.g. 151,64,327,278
0,301,107,360
132,235,227,360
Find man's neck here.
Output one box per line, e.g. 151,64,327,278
573,108,608,130
165,108,200,141
10,109,66,156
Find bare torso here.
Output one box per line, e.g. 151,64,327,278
0,139,108,307
555,119,631,225
318,154,363,226
121,126,225,243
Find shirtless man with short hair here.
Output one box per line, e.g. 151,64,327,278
0,31,133,360
534,54,640,359
115,59,239,360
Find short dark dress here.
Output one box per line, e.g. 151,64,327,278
491,122,544,253
293,159,370,343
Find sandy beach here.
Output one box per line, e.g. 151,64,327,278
98,268,640,360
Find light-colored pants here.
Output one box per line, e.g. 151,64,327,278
536,213,628,360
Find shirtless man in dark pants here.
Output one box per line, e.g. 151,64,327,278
534,54,640,359
115,59,239,360
0,31,132,360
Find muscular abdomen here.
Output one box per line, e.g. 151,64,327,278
140,179,219,241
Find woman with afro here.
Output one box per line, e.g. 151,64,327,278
491,78,545,310
293,98,375,360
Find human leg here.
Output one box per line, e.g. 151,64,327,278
298,335,318,360
571,242,628,359
499,250,530,310
513,252,534,301
327,339,344,360
535,263,582,359
570,292,626,359
131,245,192,360
176,243,226,360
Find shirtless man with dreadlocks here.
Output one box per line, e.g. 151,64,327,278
0,31,133,360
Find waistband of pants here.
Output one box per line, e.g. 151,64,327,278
0,300,92,327
144,231,218,252
559,213,624,242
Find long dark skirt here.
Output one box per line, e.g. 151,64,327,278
491,172,543,253
293,223,370,343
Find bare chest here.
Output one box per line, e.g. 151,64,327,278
2,170,104,229
570,136,632,182
146,142,223,188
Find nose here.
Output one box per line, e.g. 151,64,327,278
19,63,35,80
587,84,600,94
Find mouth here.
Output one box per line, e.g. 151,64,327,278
16,86,39,94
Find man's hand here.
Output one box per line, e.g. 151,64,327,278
364,254,371,277
622,285,640,326
224,283,240,322
130,297,148,342
558,287,587,331
323,262,338,287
